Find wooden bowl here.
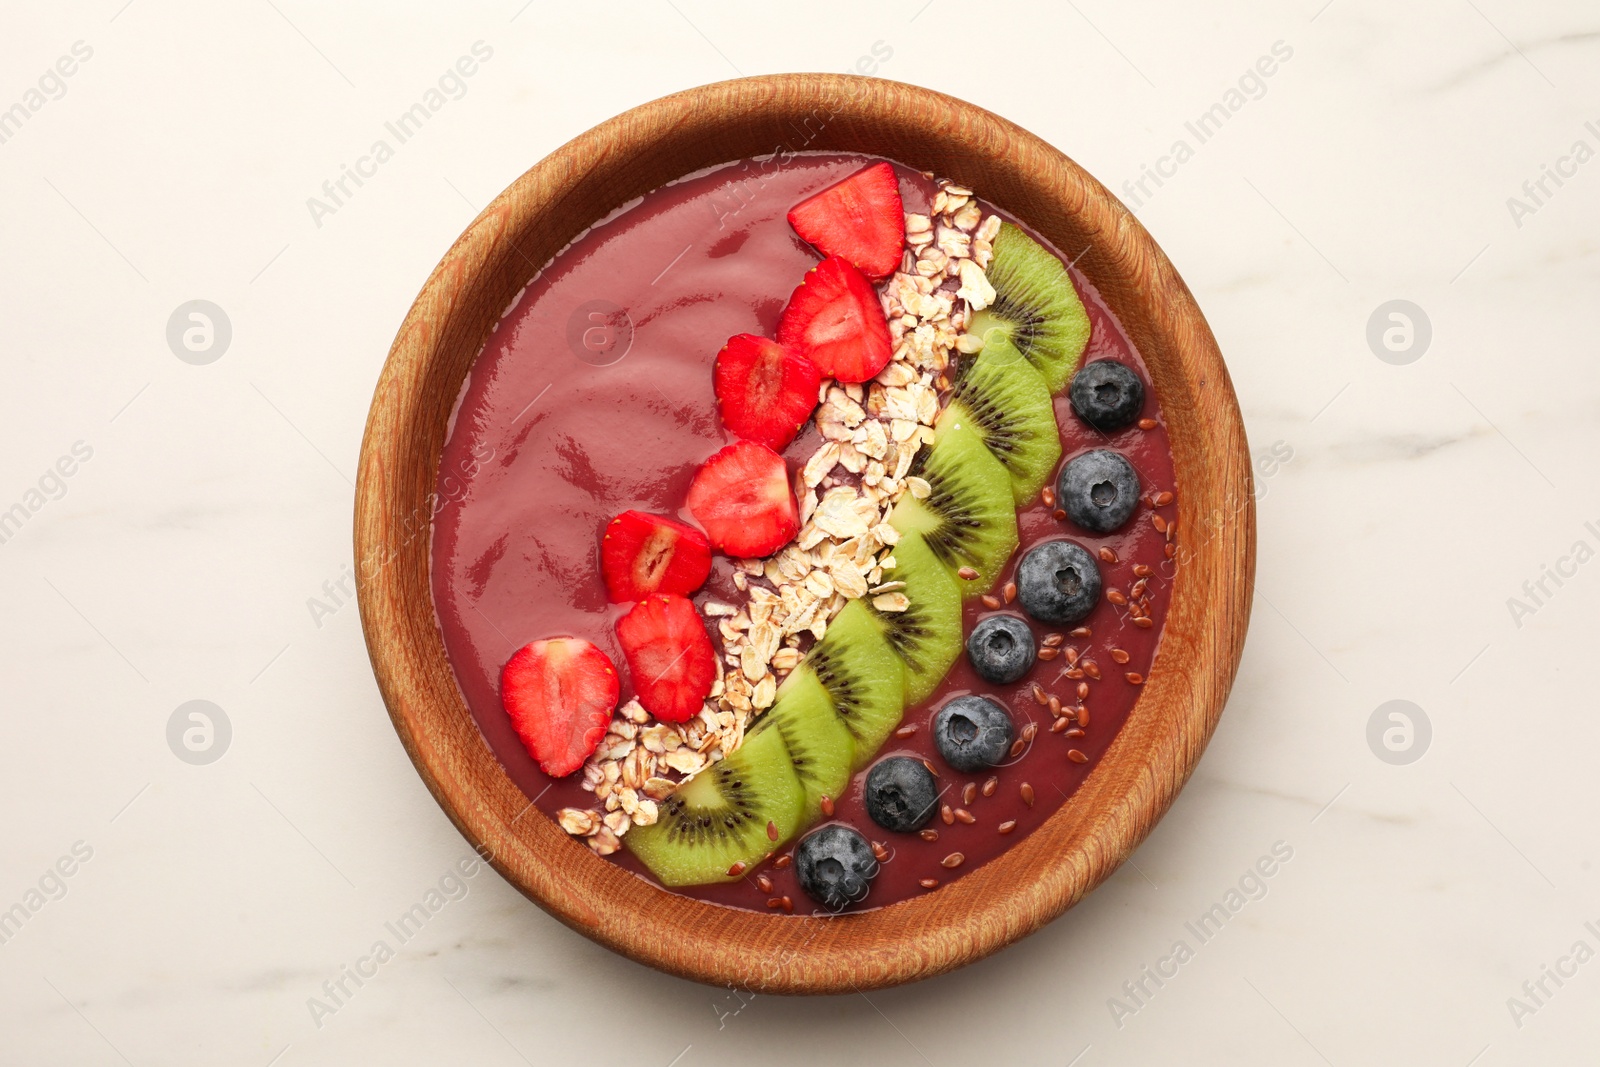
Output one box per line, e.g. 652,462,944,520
354,74,1253,994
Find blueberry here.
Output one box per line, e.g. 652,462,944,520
794,824,878,910
966,614,1036,685
932,695,1014,772
1016,540,1101,625
1069,360,1144,432
864,756,940,833
1057,449,1140,533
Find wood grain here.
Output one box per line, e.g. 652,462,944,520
354,74,1254,994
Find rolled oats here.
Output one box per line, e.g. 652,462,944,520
554,177,1001,851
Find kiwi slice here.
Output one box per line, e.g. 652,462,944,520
623,723,805,887
967,222,1091,393
750,667,856,821
805,599,908,765
937,330,1062,505
864,531,963,705
890,421,1019,593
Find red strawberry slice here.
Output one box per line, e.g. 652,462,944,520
686,441,800,558
616,594,717,723
787,161,905,280
601,510,712,603
713,334,823,451
501,638,619,777
777,255,894,383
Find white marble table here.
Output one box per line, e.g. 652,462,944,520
2,1,1595,1063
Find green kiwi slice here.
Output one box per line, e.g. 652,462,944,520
966,222,1091,393
805,598,908,765
750,666,856,821
623,722,805,886
937,330,1062,505
889,421,1020,593
864,531,963,705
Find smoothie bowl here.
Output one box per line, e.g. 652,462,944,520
355,74,1253,993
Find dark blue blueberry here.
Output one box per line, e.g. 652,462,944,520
1068,360,1144,432
1057,449,1140,533
1016,540,1101,625
932,695,1014,772
966,614,1036,685
794,824,878,911
864,756,940,833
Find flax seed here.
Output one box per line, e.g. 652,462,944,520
1037,647,1059,661
1022,721,1038,743
1138,417,1157,430
954,808,976,825
1152,515,1168,534
923,759,938,776
871,841,889,861
1099,546,1118,564
1068,749,1088,764
1050,717,1070,733
1070,626,1092,638
1002,581,1017,603
1083,661,1101,680
756,873,773,893
895,723,918,738
1134,616,1154,628
1133,563,1152,578
767,820,779,841
1065,667,1085,680
1041,486,1056,508
982,776,998,797
1043,632,1064,647
820,795,834,817
1131,578,1148,599
773,853,792,869
920,877,940,890
1077,681,1090,700
1065,647,1080,666
1126,672,1144,685
729,862,746,876
1009,737,1027,758
1077,704,1091,727
1031,683,1049,706
1066,727,1085,738
767,897,785,909
1021,782,1035,806
1054,509,1067,521
1106,589,1128,606
941,804,954,825
998,820,1017,834
958,566,980,581
919,828,940,842
941,852,965,869
1155,491,1173,506
981,594,1002,610
1164,542,1176,559
780,895,793,913
1048,695,1062,717
962,782,977,806
1111,648,1130,664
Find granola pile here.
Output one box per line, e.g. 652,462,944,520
560,176,998,856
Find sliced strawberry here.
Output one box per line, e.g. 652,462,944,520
787,161,905,280
616,594,717,723
501,638,619,777
713,334,823,451
777,255,893,383
686,441,800,558
601,510,712,602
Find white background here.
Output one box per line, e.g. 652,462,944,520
2,1,1597,1063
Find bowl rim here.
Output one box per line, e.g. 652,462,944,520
354,72,1254,994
